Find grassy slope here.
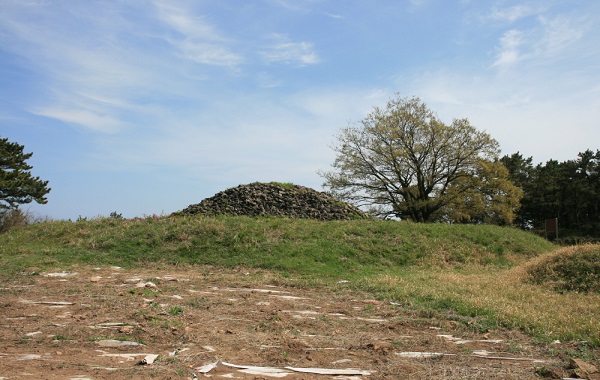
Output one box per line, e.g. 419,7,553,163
0,215,552,275
2,215,598,345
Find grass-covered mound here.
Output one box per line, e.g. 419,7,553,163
526,244,600,294
0,215,553,277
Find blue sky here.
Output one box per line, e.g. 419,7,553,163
1,0,599,220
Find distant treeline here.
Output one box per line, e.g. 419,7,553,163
501,149,600,242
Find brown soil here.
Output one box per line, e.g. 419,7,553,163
0,265,595,379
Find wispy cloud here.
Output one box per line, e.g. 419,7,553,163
409,0,428,7
260,34,320,66
492,29,523,68
152,1,243,66
256,72,283,88
536,15,585,58
32,107,125,134
491,14,586,70
172,40,243,66
268,0,311,13
0,3,145,132
2,0,598,221
0,1,244,133
324,12,343,19
489,4,538,23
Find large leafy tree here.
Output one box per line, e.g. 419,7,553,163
320,95,520,223
442,160,522,225
0,137,51,212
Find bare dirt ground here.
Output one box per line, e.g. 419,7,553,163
0,265,597,379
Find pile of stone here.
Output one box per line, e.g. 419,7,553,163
178,182,369,221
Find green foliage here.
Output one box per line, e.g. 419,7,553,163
268,181,296,189
167,306,184,316
502,149,600,238
527,245,600,293
0,137,51,217
108,211,123,220
320,95,519,224
442,160,523,225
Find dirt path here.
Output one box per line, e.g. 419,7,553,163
0,265,593,379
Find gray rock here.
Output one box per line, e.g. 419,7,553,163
178,182,368,221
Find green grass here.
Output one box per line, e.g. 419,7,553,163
5,215,599,345
0,215,554,277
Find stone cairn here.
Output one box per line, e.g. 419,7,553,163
178,182,369,221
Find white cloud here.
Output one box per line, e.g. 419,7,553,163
268,0,311,13
324,13,343,19
256,72,283,88
173,40,243,66
32,107,125,134
492,29,523,69
261,34,320,66
535,15,585,59
153,2,221,40
398,65,600,164
152,1,243,66
491,13,586,71
489,4,537,23
0,1,244,134
3,0,598,220
84,86,387,193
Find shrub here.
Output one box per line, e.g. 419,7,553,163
0,208,30,233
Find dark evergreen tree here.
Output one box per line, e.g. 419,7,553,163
503,149,600,238
0,137,51,212
500,152,535,228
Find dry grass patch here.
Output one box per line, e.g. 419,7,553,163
524,244,600,294
362,255,600,345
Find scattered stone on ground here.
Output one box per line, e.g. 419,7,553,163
1,265,597,379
